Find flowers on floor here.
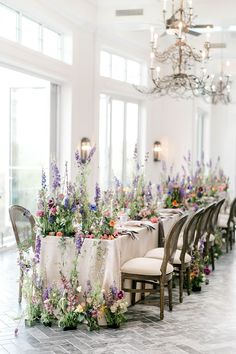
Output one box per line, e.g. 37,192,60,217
103,285,128,328
190,247,206,291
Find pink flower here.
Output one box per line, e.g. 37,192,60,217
58,193,64,200
36,210,44,217
50,207,57,215
150,216,158,223
103,211,110,217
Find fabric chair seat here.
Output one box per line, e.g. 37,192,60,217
121,257,173,276
145,248,191,265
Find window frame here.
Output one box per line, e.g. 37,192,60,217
100,49,144,86
99,93,142,188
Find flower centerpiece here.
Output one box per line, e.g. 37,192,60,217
82,281,103,331
103,285,128,328
36,162,79,237
164,183,184,209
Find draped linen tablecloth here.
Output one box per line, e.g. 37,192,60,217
39,216,178,295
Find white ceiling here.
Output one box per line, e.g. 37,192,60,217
93,0,236,60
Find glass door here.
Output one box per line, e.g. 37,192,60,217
0,67,57,246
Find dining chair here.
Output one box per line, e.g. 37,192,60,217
203,199,225,270
121,214,188,320
9,205,36,303
145,209,204,303
218,197,236,252
193,203,216,251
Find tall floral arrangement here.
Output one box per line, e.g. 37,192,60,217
36,163,79,237
103,285,128,328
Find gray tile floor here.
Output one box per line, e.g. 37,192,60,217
0,246,236,354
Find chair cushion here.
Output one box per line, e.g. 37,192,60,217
121,257,173,276
145,248,191,265
218,214,228,228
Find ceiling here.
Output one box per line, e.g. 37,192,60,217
94,0,236,60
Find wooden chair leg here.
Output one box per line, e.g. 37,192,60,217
159,282,165,320
225,230,229,253
131,280,136,306
18,270,23,304
168,279,173,311
210,246,215,271
141,282,145,301
230,229,233,250
179,268,184,303
186,267,191,296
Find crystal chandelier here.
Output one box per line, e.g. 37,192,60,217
136,0,213,99
203,62,232,105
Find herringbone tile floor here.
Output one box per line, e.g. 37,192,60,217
0,246,236,354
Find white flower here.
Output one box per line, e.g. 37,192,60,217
77,286,82,293
110,304,118,313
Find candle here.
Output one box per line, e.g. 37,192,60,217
150,26,154,42
154,33,158,49
163,0,167,11
150,51,155,69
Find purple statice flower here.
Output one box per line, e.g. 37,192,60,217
111,285,118,297
33,236,41,264
145,181,153,205
86,146,96,164
179,187,186,200
41,169,47,189
71,203,77,213
43,287,50,301
75,234,84,255
75,149,83,167
199,238,204,255
14,328,19,337
94,183,101,205
51,162,61,191
64,196,70,209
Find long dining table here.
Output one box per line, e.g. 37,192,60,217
39,213,180,304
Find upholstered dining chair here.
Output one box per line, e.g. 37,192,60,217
121,214,188,320
218,197,236,252
145,208,204,303
193,203,216,251
9,205,36,303
203,199,225,270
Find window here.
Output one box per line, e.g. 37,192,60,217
0,3,17,41
0,66,58,247
99,94,141,189
21,16,40,51
196,109,209,162
100,50,143,85
0,2,71,63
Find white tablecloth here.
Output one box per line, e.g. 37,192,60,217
39,216,178,294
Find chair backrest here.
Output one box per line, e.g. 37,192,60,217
228,197,236,226
160,214,188,276
180,208,204,263
194,203,216,248
9,205,36,250
210,199,225,233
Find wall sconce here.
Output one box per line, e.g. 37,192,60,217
153,141,162,162
81,137,91,163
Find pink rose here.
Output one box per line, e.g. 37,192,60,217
150,216,158,223
50,207,57,215
36,210,44,217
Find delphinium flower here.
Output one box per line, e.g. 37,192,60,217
145,181,153,206
75,234,84,255
41,168,47,190
94,183,101,206
33,236,41,264
51,161,61,191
